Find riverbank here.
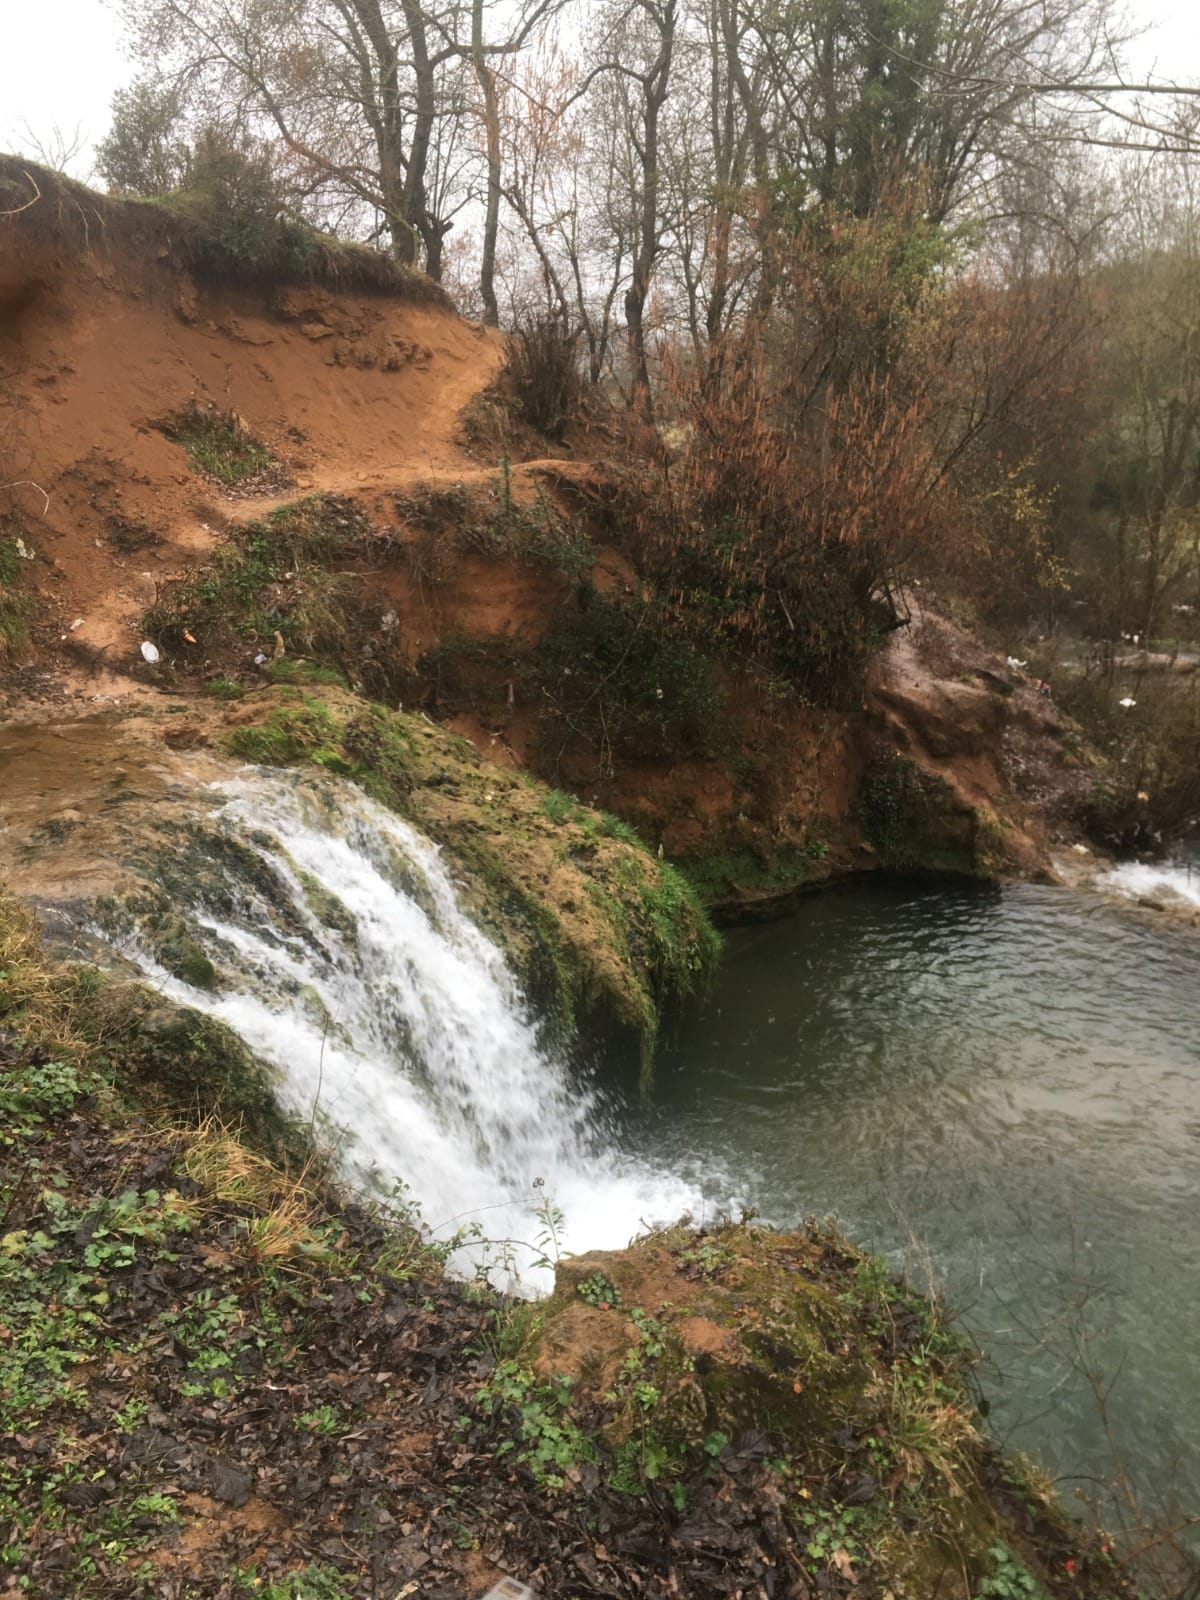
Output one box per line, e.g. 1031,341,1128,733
0,164,1107,907
0,901,1134,1600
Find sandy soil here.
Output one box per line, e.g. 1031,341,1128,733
1,234,501,712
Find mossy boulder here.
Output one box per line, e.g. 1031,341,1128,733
218,685,720,1047
96,984,302,1159
516,1223,1116,1600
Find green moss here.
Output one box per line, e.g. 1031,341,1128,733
0,536,31,653
859,753,980,874
176,942,217,990
81,983,304,1160
681,842,819,905
297,871,358,944
220,686,719,1049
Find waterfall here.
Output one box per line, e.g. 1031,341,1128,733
109,767,704,1288
1103,858,1200,910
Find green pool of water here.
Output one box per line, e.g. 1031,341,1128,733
610,877,1199,1519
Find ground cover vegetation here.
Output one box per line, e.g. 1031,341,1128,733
0,899,1144,1600
0,530,31,657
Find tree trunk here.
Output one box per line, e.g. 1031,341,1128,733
627,0,678,416
471,0,503,326
480,98,502,319
345,0,418,264
401,0,440,277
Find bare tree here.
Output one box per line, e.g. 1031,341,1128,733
118,0,477,270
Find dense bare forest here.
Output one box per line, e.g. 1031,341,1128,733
93,0,1200,837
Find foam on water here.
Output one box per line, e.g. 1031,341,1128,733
1103,859,1200,909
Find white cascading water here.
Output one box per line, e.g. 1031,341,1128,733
1103,859,1200,909
110,768,706,1289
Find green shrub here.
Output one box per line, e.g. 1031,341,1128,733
535,591,729,766
154,128,318,279
651,514,892,707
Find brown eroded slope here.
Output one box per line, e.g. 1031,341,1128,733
0,195,500,705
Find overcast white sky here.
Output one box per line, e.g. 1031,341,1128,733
1,0,1198,182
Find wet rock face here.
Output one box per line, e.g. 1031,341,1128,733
862,600,1099,878
0,716,227,907
1,693,719,1084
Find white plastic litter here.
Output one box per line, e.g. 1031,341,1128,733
140,640,161,664
483,1581,537,1600
1119,696,1137,708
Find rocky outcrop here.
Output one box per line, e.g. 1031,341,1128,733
863,598,1102,880
516,1221,1112,1598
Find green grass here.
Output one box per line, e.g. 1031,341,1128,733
156,403,274,485
0,537,31,652
539,788,578,823
203,675,246,700
142,496,406,700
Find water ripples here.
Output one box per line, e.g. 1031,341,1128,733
625,876,1200,1514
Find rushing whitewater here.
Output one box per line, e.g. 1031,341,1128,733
1103,858,1200,909
107,768,705,1287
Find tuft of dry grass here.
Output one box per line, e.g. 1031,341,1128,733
0,896,102,1053
181,1122,288,1208
883,1366,983,1498
181,1119,338,1269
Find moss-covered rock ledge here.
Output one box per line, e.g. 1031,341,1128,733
219,684,719,1048
483,1224,1128,1600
